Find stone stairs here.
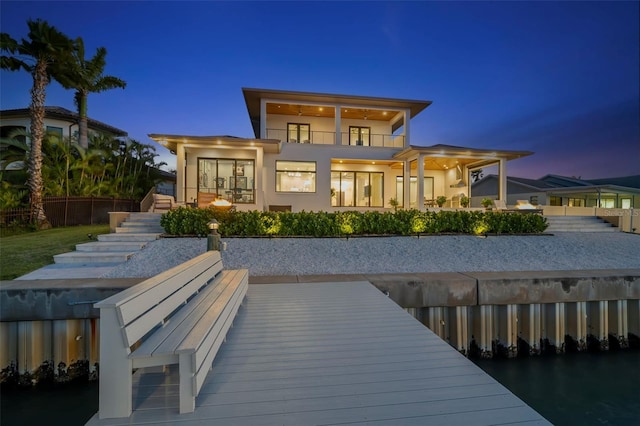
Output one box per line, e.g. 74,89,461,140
545,216,619,233
53,213,163,264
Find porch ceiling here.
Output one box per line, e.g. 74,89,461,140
266,103,396,121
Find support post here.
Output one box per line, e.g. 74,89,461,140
98,308,132,419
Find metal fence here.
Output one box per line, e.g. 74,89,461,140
0,196,140,228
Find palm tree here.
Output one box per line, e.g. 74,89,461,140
57,38,126,149
1,19,74,228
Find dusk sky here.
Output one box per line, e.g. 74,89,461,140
1,1,638,179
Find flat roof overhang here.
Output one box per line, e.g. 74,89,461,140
243,87,432,138
148,134,281,154
393,144,534,170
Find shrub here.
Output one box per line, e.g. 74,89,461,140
160,208,547,237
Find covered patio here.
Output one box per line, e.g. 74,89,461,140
392,144,533,210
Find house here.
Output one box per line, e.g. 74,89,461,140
148,88,532,212
0,106,128,144
472,174,640,209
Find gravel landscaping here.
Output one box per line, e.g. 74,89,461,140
102,232,640,278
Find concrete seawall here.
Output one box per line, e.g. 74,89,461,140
2,269,640,374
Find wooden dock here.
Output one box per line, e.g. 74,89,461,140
86,281,550,425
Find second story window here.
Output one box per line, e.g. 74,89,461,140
349,126,370,146
287,123,310,143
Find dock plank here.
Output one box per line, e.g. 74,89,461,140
86,281,550,425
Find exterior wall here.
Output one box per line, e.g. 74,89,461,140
263,143,401,212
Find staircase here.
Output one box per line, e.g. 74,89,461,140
53,213,164,264
545,216,619,233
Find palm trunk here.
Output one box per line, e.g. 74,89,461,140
77,91,89,148
28,61,50,229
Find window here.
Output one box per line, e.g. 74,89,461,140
349,126,370,146
331,171,383,207
396,176,433,208
568,198,585,207
550,196,562,206
287,123,310,143
621,198,631,209
46,126,63,141
276,161,316,192
599,198,615,208
198,158,255,204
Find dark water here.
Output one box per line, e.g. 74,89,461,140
474,351,640,425
1,352,639,425
0,382,98,426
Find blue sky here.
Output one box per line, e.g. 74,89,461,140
1,1,638,179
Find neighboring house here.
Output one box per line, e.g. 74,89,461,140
149,87,532,212
472,174,640,208
155,169,177,198
0,106,127,144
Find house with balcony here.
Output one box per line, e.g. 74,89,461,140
149,88,532,212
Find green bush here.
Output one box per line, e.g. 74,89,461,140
160,208,548,237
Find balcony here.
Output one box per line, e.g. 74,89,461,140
266,128,405,148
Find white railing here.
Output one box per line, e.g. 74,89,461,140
266,128,404,148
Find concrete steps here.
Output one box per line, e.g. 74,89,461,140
54,251,136,264
52,213,163,266
545,216,619,232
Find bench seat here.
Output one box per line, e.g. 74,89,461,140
95,251,248,419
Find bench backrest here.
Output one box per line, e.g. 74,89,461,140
95,251,223,348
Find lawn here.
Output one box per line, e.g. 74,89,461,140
0,224,110,280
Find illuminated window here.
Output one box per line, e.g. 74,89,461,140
198,158,255,204
349,126,370,146
287,123,310,143
331,171,383,207
276,161,316,192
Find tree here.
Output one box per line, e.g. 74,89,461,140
57,38,126,149
1,19,74,228
471,169,484,183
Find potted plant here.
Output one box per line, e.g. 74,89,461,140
436,195,447,208
481,198,494,210
460,195,470,208
389,197,399,212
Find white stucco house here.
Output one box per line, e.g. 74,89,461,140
0,106,128,143
149,88,532,212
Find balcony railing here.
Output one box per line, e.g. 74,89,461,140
266,128,405,148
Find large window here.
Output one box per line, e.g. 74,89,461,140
198,158,255,204
276,161,316,192
287,123,310,143
331,171,383,207
349,126,370,146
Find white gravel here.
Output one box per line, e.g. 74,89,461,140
102,233,640,278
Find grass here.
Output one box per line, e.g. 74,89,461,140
0,224,110,280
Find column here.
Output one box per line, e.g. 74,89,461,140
335,105,342,145
498,158,507,202
403,109,410,147
404,159,411,209
417,154,425,211
176,143,185,204
260,99,267,139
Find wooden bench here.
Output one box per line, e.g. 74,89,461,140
94,251,248,419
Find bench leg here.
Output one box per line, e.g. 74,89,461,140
98,309,133,419
179,353,196,413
